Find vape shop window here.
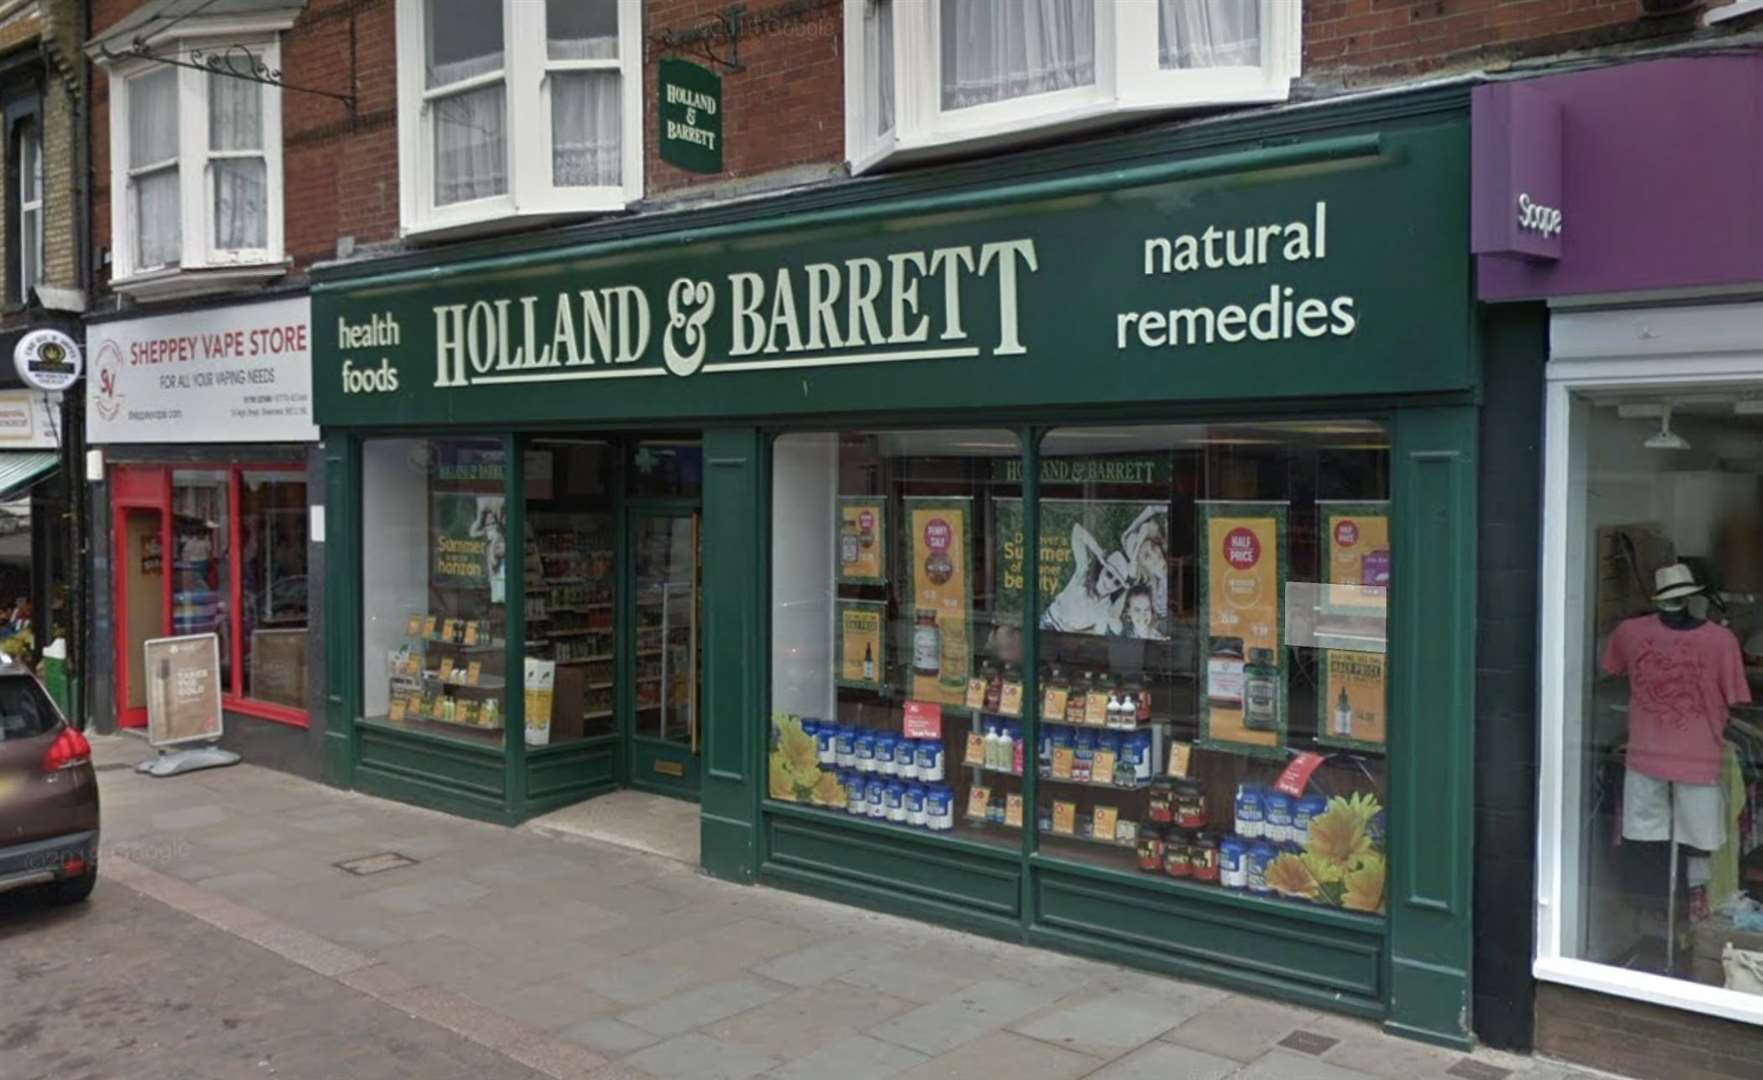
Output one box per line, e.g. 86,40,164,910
241,470,309,709
361,438,509,748
769,430,1023,846
1031,423,1390,912
1558,391,1763,997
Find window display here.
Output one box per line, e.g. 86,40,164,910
768,423,1390,914
361,438,508,746
241,470,309,708
521,439,617,745
1556,389,1763,1000
770,430,1022,848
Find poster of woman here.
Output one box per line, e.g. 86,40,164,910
1003,500,1171,641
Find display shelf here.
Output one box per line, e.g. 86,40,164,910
968,762,1150,792
417,673,507,691
582,709,613,720
415,638,504,653
1040,827,1138,851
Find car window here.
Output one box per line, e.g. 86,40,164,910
0,676,57,742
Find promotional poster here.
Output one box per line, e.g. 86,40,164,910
996,498,1170,640
836,497,887,585
1198,501,1287,757
904,497,972,706
1317,501,1389,751
835,600,886,691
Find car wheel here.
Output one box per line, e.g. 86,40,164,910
44,864,96,904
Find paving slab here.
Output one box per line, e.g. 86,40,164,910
1082,1040,1241,1080
617,974,792,1037
622,1031,782,1080
868,978,1051,1056
1009,988,1197,1057
765,1033,929,1080
889,1030,1101,1080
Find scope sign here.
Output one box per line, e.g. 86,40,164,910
1516,192,1562,239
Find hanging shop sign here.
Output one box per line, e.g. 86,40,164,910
659,58,723,174
905,497,971,707
14,328,82,392
1198,501,1287,757
315,123,1472,427
85,296,316,444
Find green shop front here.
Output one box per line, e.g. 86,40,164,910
314,102,1480,1044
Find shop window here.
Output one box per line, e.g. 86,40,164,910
240,470,309,709
395,0,642,236
767,422,1391,912
97,30,288,299
521,438,617,745
173,470,233,688
628,439,701,500
769,429,1024,847
362,438,509,747
1547,386,1763,1015
1033,423,1388,913
845,0,1299,173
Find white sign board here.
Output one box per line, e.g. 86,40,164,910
13,329,82,391
0,390,61,449
85,296,318,444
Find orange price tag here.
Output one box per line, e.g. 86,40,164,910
999,680,1024,717
1052,746,1075,780
1093,805,1120,841
1004,793,1024,828
1052,800,1077,835
1084,690,1110,726
967,785,992,821
964,732,986,766
1168,742,1193,779
965,677,987,710
1093,749,1118,785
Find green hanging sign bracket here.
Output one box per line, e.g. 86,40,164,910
659,58,725,175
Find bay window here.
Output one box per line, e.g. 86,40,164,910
846,0,1300,172
101,39,286,299
397,0,642,235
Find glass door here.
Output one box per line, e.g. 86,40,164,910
627,507,701,796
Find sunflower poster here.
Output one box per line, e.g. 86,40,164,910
769,713,841,806
836,497,887,585
905,497,972,706
1263,792,1387,914
1197,501,1287,757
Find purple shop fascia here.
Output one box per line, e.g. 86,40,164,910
1474,51,1763,1066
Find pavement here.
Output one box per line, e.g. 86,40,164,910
0,734,1615,1080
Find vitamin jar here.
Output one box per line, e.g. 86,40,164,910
1190,834,1220,884
1163,829,1194,879
1136,827,1166,873
1147,779,1176,825
1220,836,1249,890
1174,779,1208,830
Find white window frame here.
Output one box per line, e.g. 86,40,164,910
102,37,287,298
16,118,41,300
845,0,1300,174
395,0,643,238
1536,299,1763,1028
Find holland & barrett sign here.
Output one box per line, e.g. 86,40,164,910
660,59,722,174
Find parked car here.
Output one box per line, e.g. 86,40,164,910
0,657,96,903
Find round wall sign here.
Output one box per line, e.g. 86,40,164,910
14,329,82,392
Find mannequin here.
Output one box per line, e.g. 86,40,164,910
1601,563,1749,971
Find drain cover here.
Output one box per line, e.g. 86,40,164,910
334,852,417,876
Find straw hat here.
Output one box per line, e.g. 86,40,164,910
1652,563,1705,603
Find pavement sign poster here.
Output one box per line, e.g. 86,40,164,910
996,497,1170,639
144,633,223,746
659,58,722,174
1198,502,1288,757
836,496,886,584
836,599,886,691
905,497,971,706
85,295,317,444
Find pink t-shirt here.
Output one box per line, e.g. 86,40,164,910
1601,615,1750,785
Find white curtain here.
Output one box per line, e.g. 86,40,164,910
940,0,1094,111
865,0,894,137
129,68,181,268
551,72,620,187
434,82,507,205
1159,0,1261,69
210,69,266,249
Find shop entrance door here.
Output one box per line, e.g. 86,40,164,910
624,505,701,798
112,467,170,729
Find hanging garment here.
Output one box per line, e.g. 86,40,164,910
1603,614,1750,784
1708,744,1746,910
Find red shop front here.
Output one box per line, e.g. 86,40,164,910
109,462,310,730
